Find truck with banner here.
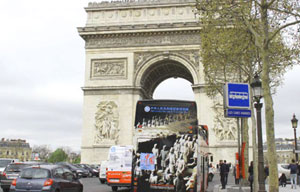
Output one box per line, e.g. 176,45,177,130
132,100,212,192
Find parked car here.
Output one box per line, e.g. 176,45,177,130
99,160,108,184
77,164,99,177
0,162,34,192
9,164,83,192
56,162,89,178
278,164,290,183
0,159,19,175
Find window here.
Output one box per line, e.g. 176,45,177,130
20,168,50,179
53,168,64,178
63,168,74,181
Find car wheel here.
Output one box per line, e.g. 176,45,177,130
100,179,105,184
112,186,118,191
89,172,92,177
55,189,60,192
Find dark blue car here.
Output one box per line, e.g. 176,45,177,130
9,164,83,192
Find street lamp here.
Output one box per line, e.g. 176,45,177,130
250,74,266,192
291,114,298,162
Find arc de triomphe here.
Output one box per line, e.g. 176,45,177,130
78,0,250,165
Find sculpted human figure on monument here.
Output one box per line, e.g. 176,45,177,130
94,101,119,144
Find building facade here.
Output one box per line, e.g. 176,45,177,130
264,138,300,164
0,138,32,161
78,0,253,165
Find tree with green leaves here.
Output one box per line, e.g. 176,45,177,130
196,1,300,191
48,148,68,163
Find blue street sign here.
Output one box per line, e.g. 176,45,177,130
224,83,251,118
225,108,251,118
225,83,250,109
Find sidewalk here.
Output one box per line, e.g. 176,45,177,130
207,173,298,192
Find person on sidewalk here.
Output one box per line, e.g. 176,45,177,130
264,164,269,184
248,161,254,192
220,160,227,189
233,164,239,184
297,161,300,187
279,173,287,187
288,159,298,189
224,160,229,185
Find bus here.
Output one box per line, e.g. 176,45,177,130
132,100,212,192
106,145,133,192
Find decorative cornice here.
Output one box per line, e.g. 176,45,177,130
82,86,150,98
78,22,200,34
86,0,196,10
80,29,201,49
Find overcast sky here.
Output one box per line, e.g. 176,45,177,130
0,1,299,152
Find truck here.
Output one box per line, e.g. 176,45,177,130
132,100,212,192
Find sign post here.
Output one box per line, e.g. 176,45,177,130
224,82,251,189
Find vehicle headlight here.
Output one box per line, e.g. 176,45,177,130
93,169,98,172
76,170,83,173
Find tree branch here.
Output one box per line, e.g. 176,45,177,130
268,20,300,43
268,7,300,18
267,0,277,8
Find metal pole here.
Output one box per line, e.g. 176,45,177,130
294,128,299,162
237,118,242,191
255,102,266,192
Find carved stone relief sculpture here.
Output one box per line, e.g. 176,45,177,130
134,50,200,73
212,102,237,141
91,58,127,79
94,101,119,144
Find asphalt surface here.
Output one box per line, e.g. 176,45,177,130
81,177,130,192
1,176,298,192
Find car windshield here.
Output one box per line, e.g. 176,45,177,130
281,165,289,169
0,160,12,167
5,164,29,172
68,164,80,169
20,168,50,179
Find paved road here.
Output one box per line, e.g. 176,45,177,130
1,176,297,192
82,177,130,192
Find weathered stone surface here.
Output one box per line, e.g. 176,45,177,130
78,0,252,165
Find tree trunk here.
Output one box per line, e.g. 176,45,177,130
260,1,279,191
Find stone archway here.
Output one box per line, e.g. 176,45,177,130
78,0,246,165
134,52,199,98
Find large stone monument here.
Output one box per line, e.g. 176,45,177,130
78,0,252,165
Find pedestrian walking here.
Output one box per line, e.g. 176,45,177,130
220,160,227,189
264,164,269,184
288,159,298,189
233,164,239,184
297,161,300,186
248,161,254,192
224,160,229,185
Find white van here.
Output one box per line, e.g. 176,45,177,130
99,160,108,184
106,145,133,191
